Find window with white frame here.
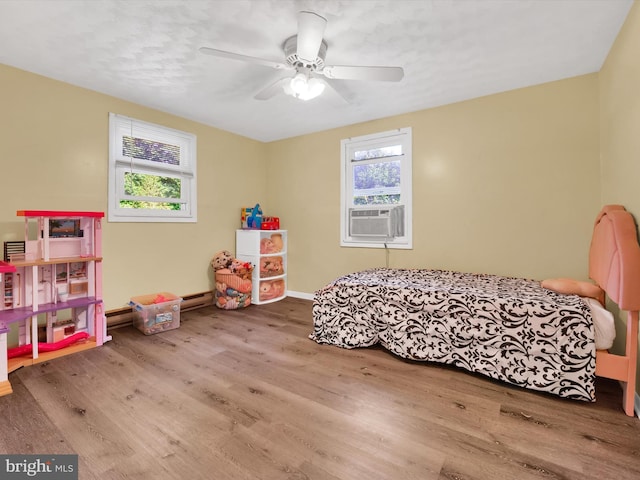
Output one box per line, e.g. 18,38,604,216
108,113,197,222
340,127,412,248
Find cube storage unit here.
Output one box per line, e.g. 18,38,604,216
130,292,182,335
0,210,107,397
236,229,287,304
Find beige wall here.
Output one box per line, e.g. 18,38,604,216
599,1,640,397
0,63,267,312
267,75,601,295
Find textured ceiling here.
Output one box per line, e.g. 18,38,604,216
0,0,633,142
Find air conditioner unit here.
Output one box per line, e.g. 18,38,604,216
349,205,404,237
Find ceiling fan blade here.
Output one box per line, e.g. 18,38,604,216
254,77,291,100
199,46,290,70
321,79,350,105
321,65,404,82
296,11,327,63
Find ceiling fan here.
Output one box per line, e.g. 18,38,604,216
199,11,404,101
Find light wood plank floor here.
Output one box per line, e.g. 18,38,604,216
1,298,639,479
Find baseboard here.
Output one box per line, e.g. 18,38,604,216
286,290,314,301
635,392,640,419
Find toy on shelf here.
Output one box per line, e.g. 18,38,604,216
241,204,263,229
260,216,280,230
241,204,281,231
211,250,253,309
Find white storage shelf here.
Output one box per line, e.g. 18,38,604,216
236,229,287,305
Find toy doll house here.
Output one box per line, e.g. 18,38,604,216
0,210,108,396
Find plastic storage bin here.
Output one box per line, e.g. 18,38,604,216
130,292,182,335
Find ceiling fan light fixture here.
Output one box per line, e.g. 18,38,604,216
301,77,325,100
290,73,308,95
284,73,325,101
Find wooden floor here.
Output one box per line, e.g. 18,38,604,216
1,298,639,479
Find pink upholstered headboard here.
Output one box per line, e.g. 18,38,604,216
589,205,640,311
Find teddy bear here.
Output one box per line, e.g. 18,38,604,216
211,250,233,271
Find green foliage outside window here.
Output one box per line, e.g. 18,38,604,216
353,159,401,205
121,172,181,210
121,136,182,210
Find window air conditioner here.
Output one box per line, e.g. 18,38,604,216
349,205,404,237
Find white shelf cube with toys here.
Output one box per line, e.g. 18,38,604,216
236,229,287,305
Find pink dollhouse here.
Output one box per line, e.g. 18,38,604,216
0,210,109,396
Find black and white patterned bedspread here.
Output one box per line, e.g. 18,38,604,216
310,268,596,401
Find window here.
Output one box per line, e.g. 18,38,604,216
341,127,412,248
108,113,197,222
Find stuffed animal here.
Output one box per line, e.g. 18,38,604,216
211,250,233,271
223,273,252,293
259,279,285,301
260,256,284,277
215,281,252,309
270,233,284,252
213,250,254,309
260,237,275,254
259,233,284,254
229,258,253,278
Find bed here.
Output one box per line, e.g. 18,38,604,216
310,205,640,416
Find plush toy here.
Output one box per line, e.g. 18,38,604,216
260,233,284,254
260,237,275,254
223,274,252,293
270,233,284,252
215,281,252,310
211,250,233,271
260,256,284,277
213,250,254,309
229,258,253,277
259,279,285,301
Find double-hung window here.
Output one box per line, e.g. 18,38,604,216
108,113,197,222
340,127,412,248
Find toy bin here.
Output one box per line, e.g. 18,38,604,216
215,270,252,309
130,292,182,335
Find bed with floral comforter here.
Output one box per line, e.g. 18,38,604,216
310,268,596,401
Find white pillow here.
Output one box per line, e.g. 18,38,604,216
582,297,615,350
